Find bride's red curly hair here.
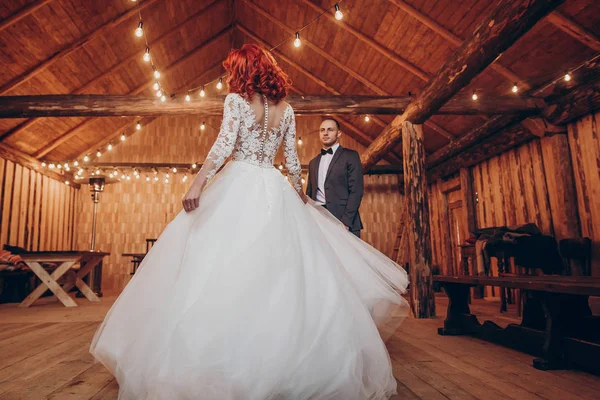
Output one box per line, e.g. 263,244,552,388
223,44,291,103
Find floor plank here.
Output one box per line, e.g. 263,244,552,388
0,294,597,399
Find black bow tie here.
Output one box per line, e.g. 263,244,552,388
321,148,333,156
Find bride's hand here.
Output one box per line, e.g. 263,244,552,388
182,183,203,212
299,192,309,204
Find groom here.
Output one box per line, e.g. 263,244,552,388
306,118,364,237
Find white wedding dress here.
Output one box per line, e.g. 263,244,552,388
90,93,409,400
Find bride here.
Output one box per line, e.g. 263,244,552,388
90,44,409,400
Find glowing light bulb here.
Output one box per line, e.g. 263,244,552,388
156,89,162,97
146,176,150,181
57,164,62,169
365,115,370,122
200,122,206,131
64,163,69,169
216,78,223,90
135,174,140,179
153,81,159,90
185,92,191,102
154,176,159,181
78,169,84,175
192,163,197,169
143,47,150,62
135,21,143,37
73,160,79,167
84,155,90,162
472,91,478,101
127,175,131,181
165,173,170,179
49,163,55,169
96,150,102,157
161,95,166,102
200,86,206,97
136,121,142,130
512,83,518,93
565,72,571,82
65,181,70,185
334,4,343,20
279,164,284,170
121,133,126,141
41,162,47,167
95,169,101,175
298,137,303,145
294,32,301,48
121,174,126,179
301,178,306,184
172,167,177,173
153,67,160,79
107,143,113,151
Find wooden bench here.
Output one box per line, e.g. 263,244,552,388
434,275,600,375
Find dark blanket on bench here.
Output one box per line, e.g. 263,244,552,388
472,224,564,274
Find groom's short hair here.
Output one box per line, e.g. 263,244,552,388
322,117,340,130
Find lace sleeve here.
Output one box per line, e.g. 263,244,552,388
283,106,302,194
197,93,241,183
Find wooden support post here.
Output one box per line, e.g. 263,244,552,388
402,121,435,318
540,134,582,272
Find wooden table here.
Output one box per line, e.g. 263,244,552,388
18,251,109,308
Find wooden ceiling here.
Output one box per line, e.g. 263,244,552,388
0,0,599,164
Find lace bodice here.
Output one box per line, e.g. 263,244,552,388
197,93,302,193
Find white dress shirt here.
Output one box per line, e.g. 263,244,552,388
315,143,340,204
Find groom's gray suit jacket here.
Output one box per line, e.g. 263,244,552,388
306,146,364,233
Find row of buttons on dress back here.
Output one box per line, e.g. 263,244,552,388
257,95,269,164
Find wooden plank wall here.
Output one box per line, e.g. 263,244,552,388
568,111,600,277
429,110,600,279
0,157,77,251
75,115,404,292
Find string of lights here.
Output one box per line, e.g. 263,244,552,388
43,0,595,185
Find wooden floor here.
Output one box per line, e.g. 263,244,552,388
0,294,599,399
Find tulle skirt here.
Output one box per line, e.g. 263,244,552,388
90,160,409,400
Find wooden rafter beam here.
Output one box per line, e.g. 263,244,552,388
361,0,564,171
0,0,224,143
426,114,527,168
543,55,600,124
521,117,567,137
0,93,546,118
0,0,161,96
387,0,528,88
34,25,233,159
544,79,600,125
237,24,401,164
546,11,600,51
242,0,453,141
428,125,536,181
0,0,53,33
79,162,403,175
426,52,600,169
0,143,79,187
